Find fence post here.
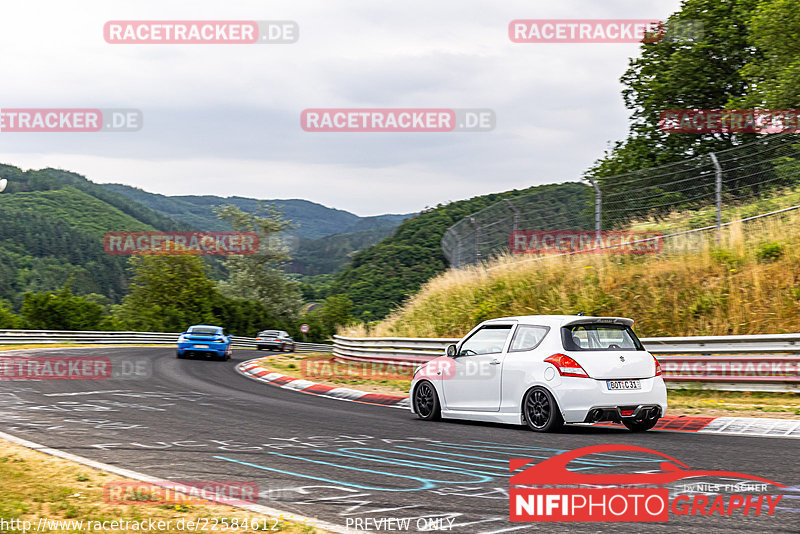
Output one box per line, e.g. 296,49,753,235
468,216,480,262
586,177,602,251
503,198,520,232
709,152,722,244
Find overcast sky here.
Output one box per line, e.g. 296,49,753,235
0,0,684,216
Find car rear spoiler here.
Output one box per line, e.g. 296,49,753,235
561,316,634,328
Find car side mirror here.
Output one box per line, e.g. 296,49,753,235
446,344,458,357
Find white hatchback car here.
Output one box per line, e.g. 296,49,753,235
410,315,667,432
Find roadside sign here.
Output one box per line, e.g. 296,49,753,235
300,324,310,334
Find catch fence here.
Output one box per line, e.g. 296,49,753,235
443,133,800,267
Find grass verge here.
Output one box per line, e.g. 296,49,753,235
254,352,411,396
0,437,321,533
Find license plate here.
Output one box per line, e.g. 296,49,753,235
607,380,641,390
193,344,209,349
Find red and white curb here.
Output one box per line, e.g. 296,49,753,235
237,358,800,438
236,359,409,409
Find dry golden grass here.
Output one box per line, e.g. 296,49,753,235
344,210,800,339
0,437,322,533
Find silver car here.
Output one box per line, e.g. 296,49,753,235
256,330,296,352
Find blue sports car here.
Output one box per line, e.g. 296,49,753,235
176,325,232,361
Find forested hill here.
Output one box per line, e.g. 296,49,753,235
1,165,189,233
103,183,410,240
0,165,183,306
0,164,413,307
329,182,593,321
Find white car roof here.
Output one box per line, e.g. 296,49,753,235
482,315,634,328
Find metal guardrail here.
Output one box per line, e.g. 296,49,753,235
333,334,800,392
0,330,333,353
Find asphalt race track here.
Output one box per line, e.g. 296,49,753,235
1,347,799,533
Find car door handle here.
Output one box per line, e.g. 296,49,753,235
490,359,501,365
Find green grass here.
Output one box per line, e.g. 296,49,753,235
628,184,800,233
256,353,411,394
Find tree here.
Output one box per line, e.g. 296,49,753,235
317,295,354,333
738,0,800,108
299,295,354,340
214,204,303,322
0,300,22,328
113,255,218,332
21,286,105,330
588,0,760,178
211,295,289,337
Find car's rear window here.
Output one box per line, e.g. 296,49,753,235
509,325,549,352
189,327,219,334
260,331,280,337
561,324,644,351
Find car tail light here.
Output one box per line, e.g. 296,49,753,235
544,353,589,378
653,355,662,376
274,338,280,342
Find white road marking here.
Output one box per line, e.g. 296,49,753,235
43,390,130,397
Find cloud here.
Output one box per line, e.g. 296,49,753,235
0,0,683,215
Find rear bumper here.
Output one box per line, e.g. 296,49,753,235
583,404,663,423
553,376,668,423
177,342,228,356
257,343,292,350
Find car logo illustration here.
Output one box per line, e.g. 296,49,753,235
510,444,785,487
620,355,625,362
